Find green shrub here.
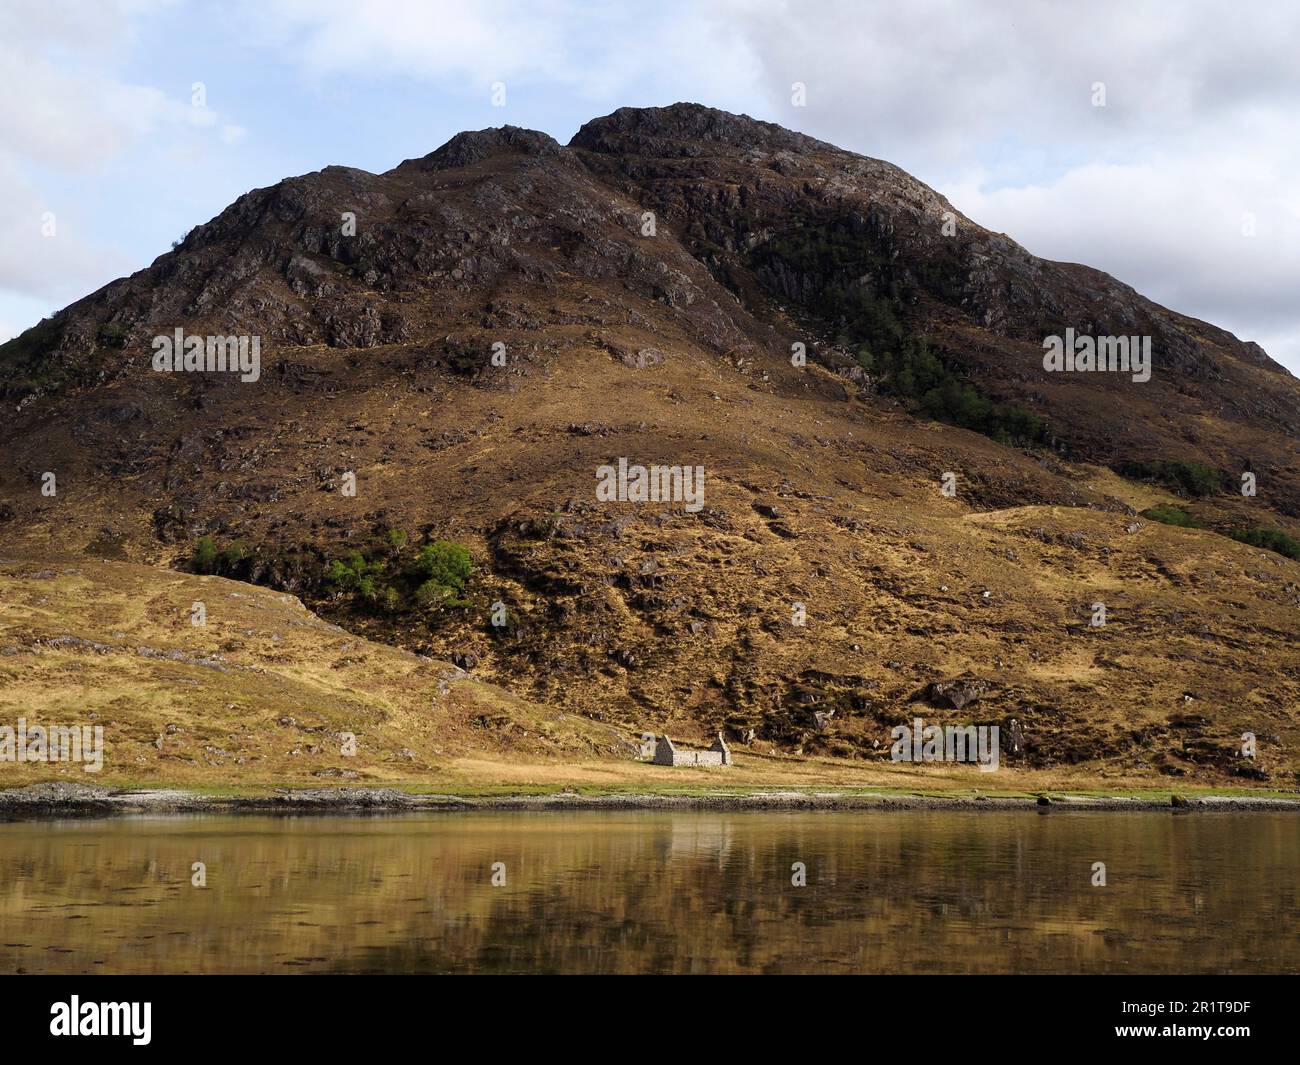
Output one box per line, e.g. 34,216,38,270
219,540,247,567
192,536,219,574
1140,505,1204,529
411,541,471,593
414,579,452,609
325,559,356,589
1119,459,1227,497
1231,526,1300,561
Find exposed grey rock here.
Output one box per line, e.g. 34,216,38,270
926,676,993,710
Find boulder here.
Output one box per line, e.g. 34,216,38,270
926,676,992,710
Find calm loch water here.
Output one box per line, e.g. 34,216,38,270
1,810,1296,974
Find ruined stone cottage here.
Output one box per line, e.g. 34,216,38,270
653,733,732,766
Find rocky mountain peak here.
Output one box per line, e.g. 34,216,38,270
393,125,566,173
570,102,832,158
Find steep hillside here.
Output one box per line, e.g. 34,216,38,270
1,103,1296,786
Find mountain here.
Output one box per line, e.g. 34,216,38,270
2,103,1297,786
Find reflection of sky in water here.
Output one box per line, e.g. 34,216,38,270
0,811,1296,974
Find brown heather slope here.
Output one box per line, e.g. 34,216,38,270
0,103,1297,789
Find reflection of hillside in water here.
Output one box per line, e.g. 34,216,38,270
658,816,734,865
0,812,1296,974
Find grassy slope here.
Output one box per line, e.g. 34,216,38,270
0,557,626,790
0,554,1294,798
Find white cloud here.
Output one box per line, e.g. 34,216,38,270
0,0,188,169
249,0,756,105
716,0,1300,372
0,0,247,313
946,155,1300,346
261,0,564,82
0,158,134,301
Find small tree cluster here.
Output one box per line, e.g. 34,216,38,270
191,536,249,575
324,536,472,618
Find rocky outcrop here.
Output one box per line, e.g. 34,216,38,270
926,677,993,710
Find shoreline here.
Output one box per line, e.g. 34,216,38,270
2,782,1299,818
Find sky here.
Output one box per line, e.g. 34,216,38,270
2,0,1298,373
